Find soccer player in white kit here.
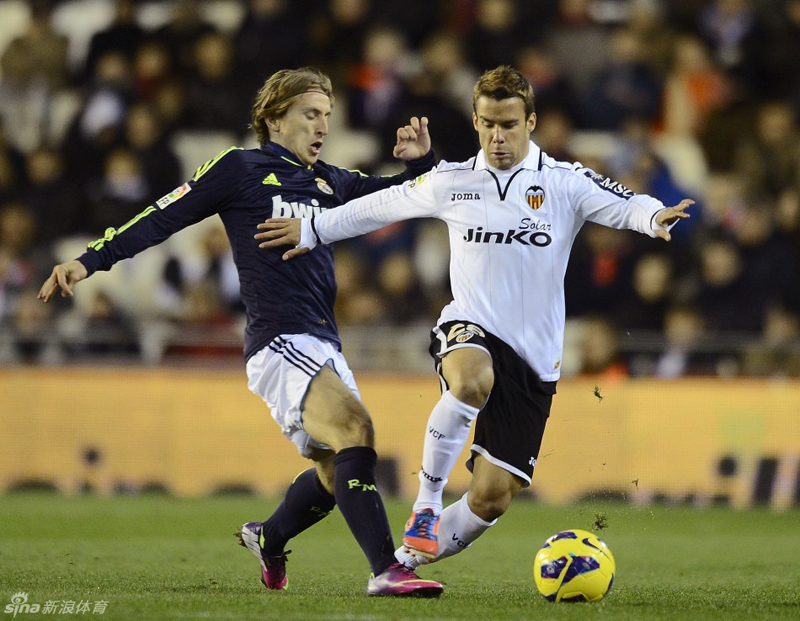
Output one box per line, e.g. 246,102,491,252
256,66,692,568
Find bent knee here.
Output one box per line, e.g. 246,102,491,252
449,366,494,408
467,487,512,522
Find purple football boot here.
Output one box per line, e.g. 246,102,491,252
236,522,289,590
366,562,443,597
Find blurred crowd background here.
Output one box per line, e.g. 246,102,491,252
0,0,799,377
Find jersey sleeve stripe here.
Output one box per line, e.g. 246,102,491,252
192,146,243,181
86,205,157,250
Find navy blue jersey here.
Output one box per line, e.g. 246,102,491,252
77,142,436,360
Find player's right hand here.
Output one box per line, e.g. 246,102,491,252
256,218,311,261
38,260,88,302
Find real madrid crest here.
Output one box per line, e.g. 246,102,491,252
525,185,545,210
315,177,334,195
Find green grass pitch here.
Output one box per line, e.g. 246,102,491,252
0,493,797,620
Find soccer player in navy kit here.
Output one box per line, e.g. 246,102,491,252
38,67,443,597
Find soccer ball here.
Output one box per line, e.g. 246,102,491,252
533,529,615,603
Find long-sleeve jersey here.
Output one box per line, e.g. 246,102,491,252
302,141,673,382
77,142,436,360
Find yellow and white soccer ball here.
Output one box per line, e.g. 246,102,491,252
533,529,616,603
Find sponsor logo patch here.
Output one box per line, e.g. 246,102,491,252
262,173,281,186
525,185,545,210
584,170,634,198
271,194,327,218
156,182,191,209
408,172,430,189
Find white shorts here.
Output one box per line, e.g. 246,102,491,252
246,334,361,458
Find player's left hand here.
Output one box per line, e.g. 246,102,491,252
38,260,88,302
393,116,430,160
654,199,694,241
256,218,308,260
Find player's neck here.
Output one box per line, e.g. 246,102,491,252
486,157,525,176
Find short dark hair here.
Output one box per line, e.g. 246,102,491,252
251,67,334,145
473,65,535,117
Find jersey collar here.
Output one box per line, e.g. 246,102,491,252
474,140,542,173
261,141,314,169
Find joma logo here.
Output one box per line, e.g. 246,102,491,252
451,192,480,201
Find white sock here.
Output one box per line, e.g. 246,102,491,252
435,492,495,561
395,545,428,569
413,391,479,514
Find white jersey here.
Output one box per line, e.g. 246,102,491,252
302,141,671,381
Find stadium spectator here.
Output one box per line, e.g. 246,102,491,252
131,40,174,102
696,236,763,333
86,147,149,232
516,46,580,125
0,203,51,325
399,32,477,163
347,27,411,157
733,100,800,200
183,32,249,134
565,223,638,317
66,290,140,358
619,252,674,331
24,146,87,243
579,316,628,378
697,0,765,91
466,0,524,71
153,0,216,74
583,27,662,130
157,225,242,318
0,122,26,202
123,103,181,197
654,304,712,377
661,34,731,138
742,301,800,377
63,50,132,187
83,0,144,80
234,0,309,97
311,0,373,81
0,0,69,151
376,250,431,326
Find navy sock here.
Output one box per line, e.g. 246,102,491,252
261,468,336,556
333,446,396,575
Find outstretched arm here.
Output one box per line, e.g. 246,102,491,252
256,166,441,260
572,168,693,239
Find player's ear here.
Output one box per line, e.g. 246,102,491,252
266,118,281,133
472,112,479,132
527,113,537,134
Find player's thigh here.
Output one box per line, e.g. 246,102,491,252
441,346,494,406
468,453,525,519
303,365,374,450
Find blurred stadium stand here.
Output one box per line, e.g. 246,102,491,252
0,0,798,377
